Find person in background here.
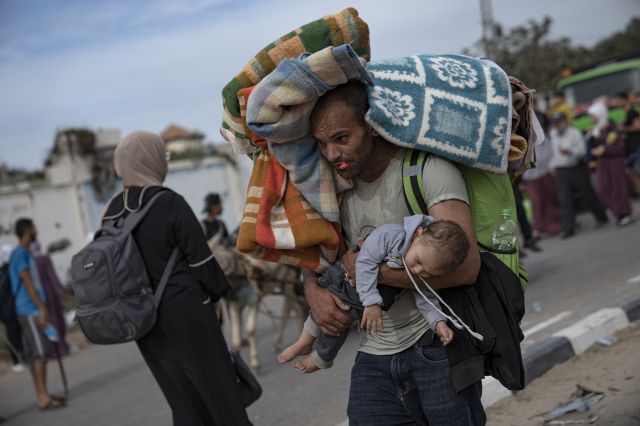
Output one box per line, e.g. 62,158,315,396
549,113,608,238
587,102,633,226
548,91,573,126
618,91,640,195
29,242,69,358
201,192,230,247
511,180,541,255
0,243,25,373
521,131,562,238
8,218,65,410
200,192,233,322
103,131,250,425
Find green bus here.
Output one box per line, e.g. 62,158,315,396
557,57,640,130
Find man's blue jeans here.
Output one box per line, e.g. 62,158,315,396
347,335,485,425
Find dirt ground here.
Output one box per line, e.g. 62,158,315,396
487,321,640,425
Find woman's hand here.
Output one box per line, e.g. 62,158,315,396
213,301,223,320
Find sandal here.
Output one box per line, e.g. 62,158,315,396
38,398,65,411
50,395,67,404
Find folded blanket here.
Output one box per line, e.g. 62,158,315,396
237,148,341,272
247,44,370,223
220,7,370,155
235,46,368,271
365,54,513,173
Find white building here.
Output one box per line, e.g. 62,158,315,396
160,124,204,155
0,128,251,284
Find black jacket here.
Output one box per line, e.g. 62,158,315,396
439,252,525,392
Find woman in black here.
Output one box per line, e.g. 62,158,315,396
105,130,251,425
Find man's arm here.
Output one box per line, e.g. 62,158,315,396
303,270,352,336
378,199,480,289
19,269,49,325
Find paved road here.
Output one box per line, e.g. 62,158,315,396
1,203,639,426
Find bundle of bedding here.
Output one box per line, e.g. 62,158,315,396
220,9,538,271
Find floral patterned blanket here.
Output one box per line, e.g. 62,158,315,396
365,54,513,173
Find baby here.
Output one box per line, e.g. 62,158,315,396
278,215,471,373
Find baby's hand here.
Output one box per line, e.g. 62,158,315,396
435,321,454,345
362,305,383,335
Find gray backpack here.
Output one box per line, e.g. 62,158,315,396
71,191,179,344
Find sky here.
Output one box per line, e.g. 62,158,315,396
0,0,638,170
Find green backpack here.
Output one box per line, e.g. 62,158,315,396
401,149,528,288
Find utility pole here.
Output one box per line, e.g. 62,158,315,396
479,0,494,55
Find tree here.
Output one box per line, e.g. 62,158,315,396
589,17,640,62
463,16,639,93
0,163,45,184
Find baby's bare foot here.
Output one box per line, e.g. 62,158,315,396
277,341,313,364
294,356,320,374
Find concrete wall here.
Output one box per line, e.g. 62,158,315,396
0,183,89,283
0,155,250,284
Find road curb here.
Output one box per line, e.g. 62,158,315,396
522,336,574,385
484,293,640,408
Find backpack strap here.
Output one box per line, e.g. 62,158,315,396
402,150,518,255
402,149,430,215
119,189,178,306
153,247,179,308
113,189,169,234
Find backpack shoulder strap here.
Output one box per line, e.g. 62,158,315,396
401,149,430,215
116,189,171,235
153,247,179,308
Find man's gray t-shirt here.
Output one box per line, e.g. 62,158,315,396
340,148,469,355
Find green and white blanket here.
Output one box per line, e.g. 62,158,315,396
365,54,512,173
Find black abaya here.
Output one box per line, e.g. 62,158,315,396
104,186,251,426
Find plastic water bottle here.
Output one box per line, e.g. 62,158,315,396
43,324,59,342
491,208,518,251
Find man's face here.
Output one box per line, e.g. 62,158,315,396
554,119,568,132
311,101,375,180
28,226,37,243
210,203,222,217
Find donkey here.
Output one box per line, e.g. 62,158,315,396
207,232,307,372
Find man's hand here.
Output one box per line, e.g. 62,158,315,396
304,275,352,336
342,250,357,285
361,305,383,335
591,145,606,157
38,307,50,327
342,237,365,284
